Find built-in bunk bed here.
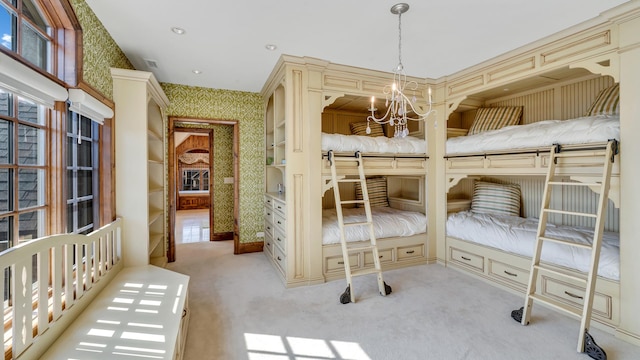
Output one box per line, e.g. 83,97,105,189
319,103,429,281
443,77,621,330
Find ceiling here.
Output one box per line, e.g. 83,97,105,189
84,0,629,94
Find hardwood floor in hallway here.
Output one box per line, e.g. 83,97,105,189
175,209,210,244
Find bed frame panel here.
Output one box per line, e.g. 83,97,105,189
323,233,428,282
445,236,619,331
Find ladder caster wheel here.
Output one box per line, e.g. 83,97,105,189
584,331,607,360
340,286,351,304
382,282,392,295
511,307,527,325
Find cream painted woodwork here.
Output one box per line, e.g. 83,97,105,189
261,56,432,287
112,68,170,267
429,2,640,346
445,236,619,330
41,265,190,360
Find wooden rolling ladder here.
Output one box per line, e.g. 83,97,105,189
327,150,392,304
511,140,618,360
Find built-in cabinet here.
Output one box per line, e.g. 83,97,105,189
112,68,170,267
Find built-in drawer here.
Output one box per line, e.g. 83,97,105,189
263,233,273,255
325,254,359,273
264,196,274,208
273,227,286,252
450,247,484,272
264,220,274,238
397,245,424,260
273,212,286,232
264,206,274,221
540,275,612,320
274,246,286,276
273,199,286,216
364,248,394,267
489,259,528,288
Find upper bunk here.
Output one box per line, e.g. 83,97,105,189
437,7,629,204
320,93,429,177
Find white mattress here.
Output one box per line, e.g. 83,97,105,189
322,207,427,245
446,211,619,280
446,115,619,155
322,132,427,154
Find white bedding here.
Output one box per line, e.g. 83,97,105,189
322,207,427,245
446,115,619,155
322,132,427,154
446,211,619,280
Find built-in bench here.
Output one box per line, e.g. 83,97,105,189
41,265,190,360
0,218,190,360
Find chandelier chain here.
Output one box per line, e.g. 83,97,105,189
367,3,435,138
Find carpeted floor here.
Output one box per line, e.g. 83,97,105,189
166,241,640,360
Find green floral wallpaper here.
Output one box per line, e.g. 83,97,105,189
69,0,134,100
174,122,235,234
164,84,264,244
70,0,265,245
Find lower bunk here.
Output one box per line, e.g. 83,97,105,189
444,211,620,330
322,207,428,281
321,173,429,282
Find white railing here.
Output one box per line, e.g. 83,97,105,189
0,218,123,359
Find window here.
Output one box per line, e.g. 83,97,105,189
66,108,99,234
0,88,47,249
0,0,53,72
182,169,209,191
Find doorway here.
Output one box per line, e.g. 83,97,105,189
168,117,239,261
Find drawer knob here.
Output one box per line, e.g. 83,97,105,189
564,291,584,300
461,256,471,261
277,256,282,261
182,309,187,318
504,270,517,277
277,221,282,224
338,261,344,265
406,250,415,254
277,237,282,242
267,226,271,230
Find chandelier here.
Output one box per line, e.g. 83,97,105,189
367,3,434,138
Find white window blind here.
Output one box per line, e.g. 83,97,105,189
68,88,114,125
0,51,67,107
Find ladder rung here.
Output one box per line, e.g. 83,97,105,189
529,293,582,318
532,264,588,284
337,179,365,183
331,157,361,162
340,200,366,205
346,244,376,252
547,181,601,187
543,209,596,218
553,151,607,158
538,236,593,250
343,221,371,227
350,267,381,277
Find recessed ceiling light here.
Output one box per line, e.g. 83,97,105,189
171,27,186,35
192,69,202,74
265,44,277,51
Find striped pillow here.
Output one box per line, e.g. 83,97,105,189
355,177,389,208
350,121,385,137
585,83,620,116
468,107,523,135
471,181,521,217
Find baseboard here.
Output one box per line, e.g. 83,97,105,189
236,241,263,254
616,328,640,347
211,232,233,241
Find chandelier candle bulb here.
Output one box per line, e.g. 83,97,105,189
366,3,437,138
